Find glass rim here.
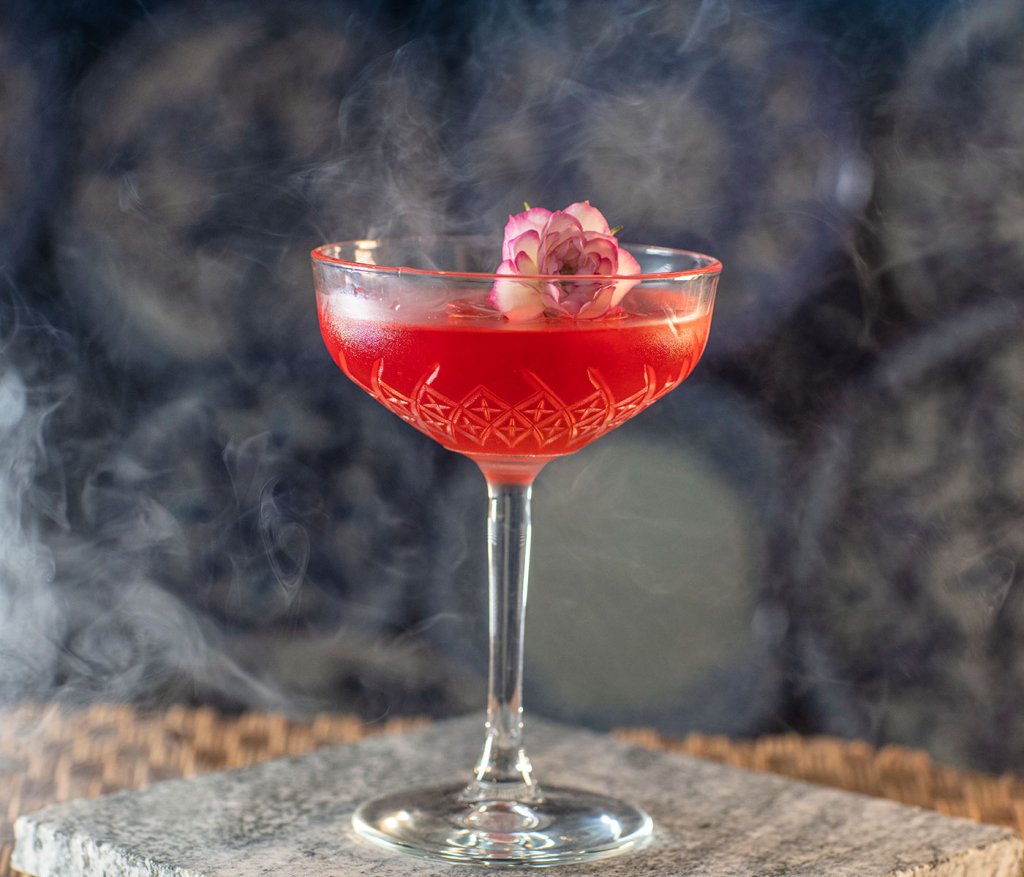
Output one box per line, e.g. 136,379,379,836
311,236,722,282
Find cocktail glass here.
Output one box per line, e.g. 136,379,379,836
312,236,720,867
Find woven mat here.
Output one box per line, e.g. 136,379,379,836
2,705,1023,876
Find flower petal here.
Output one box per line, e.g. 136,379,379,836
540,215,581,257
542,210,585,240
615,246,641,277
580,233,618,268
564,201,611,235
503,208,552,260
576,284,617,319
492,203,639,320
489,275,546,322
609,246,642,308
507,229,541,270
540,281,569,313
538,213,586,273
558,278,603,305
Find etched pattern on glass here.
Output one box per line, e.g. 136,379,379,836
367,360,686,451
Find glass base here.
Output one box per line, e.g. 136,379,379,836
352,782,653,867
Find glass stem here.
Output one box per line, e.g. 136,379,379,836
463,480,540,803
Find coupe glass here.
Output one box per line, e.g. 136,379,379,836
312,236,720,867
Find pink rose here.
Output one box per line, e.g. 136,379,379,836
489,202,641,321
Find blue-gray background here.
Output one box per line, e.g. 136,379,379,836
4,0,1024,773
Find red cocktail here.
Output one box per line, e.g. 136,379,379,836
312,236,719,866
319,290,712,481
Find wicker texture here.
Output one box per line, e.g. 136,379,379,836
2,705,1022,876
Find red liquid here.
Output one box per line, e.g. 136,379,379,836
319,292,712,482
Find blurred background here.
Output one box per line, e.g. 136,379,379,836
3,0,1024,774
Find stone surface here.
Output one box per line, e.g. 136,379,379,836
13,717,1024,876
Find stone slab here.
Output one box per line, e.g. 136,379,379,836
13,717,1024,876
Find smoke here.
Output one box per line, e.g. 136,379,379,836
0,363,62,700
318,40,457,243
447,0,869,356
0,291,295,709
0,0,862,720
13,0,1019,769
876,0,1024,323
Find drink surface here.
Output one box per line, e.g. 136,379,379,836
318,291,712,460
